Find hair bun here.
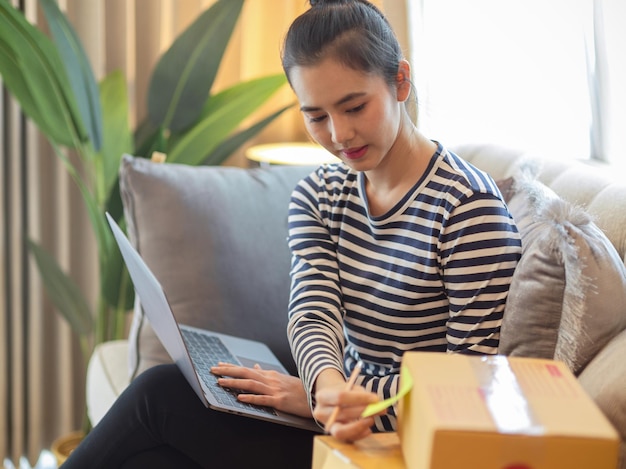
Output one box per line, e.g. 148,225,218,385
310,0,349,6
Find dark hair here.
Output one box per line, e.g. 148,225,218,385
281,0,403,90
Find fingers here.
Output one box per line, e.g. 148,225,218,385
211,363,268,379
236,378,312,418
217,376,269,395
315,388,378,420
314,387,379,441
210,363,270,395
210,364,312,417
328,417,375,442
316,393,376,440
237,392,273,407
210,363,281,396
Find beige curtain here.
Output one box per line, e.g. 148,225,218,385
0,0,407,464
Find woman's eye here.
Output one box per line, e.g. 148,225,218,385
347,103,366,114
308,115,327,123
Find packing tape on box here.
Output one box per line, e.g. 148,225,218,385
473,356,544,435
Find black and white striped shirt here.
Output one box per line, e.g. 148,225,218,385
287,143,521,431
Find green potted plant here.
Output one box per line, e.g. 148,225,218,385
0,0,291,444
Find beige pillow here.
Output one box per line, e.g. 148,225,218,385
499,174,626,374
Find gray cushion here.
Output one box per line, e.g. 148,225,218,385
119,155,316,377
499,174,626,374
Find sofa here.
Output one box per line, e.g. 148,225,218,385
86,143,626,466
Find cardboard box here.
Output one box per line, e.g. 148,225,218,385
312,432,406,469
398,352,619,469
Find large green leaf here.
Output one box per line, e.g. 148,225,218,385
203,104,293,166
104,177,124,226
198,74,287,121
147,0,244,132
133,119,160,157
0,2,85,147
101,217,134,313
133,125,167,160
0,37,45,133
50,142,110,270
27,239,93,337
40,0,102,151
168,74,288,165
98,70,132,204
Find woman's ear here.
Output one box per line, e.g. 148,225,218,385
395,60,411,102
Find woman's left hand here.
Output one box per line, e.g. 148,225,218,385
210,363,313,418
314,383,379,442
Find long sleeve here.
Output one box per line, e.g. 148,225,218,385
287,144,521,431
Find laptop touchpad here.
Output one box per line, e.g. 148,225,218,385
237,357,286,374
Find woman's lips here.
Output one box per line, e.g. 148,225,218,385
341,145,368,160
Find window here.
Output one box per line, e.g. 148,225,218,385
409,0,625,164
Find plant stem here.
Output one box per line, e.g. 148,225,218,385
115,273,131,339
95,297,108,346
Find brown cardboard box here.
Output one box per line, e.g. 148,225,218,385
398,352,620,469
312,432,406,469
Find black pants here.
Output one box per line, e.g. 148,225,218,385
62,364,316,468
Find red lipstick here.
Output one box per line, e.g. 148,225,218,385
341,145,368,160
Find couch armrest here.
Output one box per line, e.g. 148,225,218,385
86,340,131,426
579,329,626,469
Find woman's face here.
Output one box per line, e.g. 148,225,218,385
289,58,407,173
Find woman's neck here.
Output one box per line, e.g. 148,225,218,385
363,120,436,217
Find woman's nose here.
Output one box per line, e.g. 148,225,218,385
329,116,354,146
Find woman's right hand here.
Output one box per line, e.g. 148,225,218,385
211,363,313,418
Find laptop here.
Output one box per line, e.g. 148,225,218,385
105,212,321,433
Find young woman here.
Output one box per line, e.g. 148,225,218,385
62,1,520,467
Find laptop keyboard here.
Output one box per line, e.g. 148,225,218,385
181,328,276,416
